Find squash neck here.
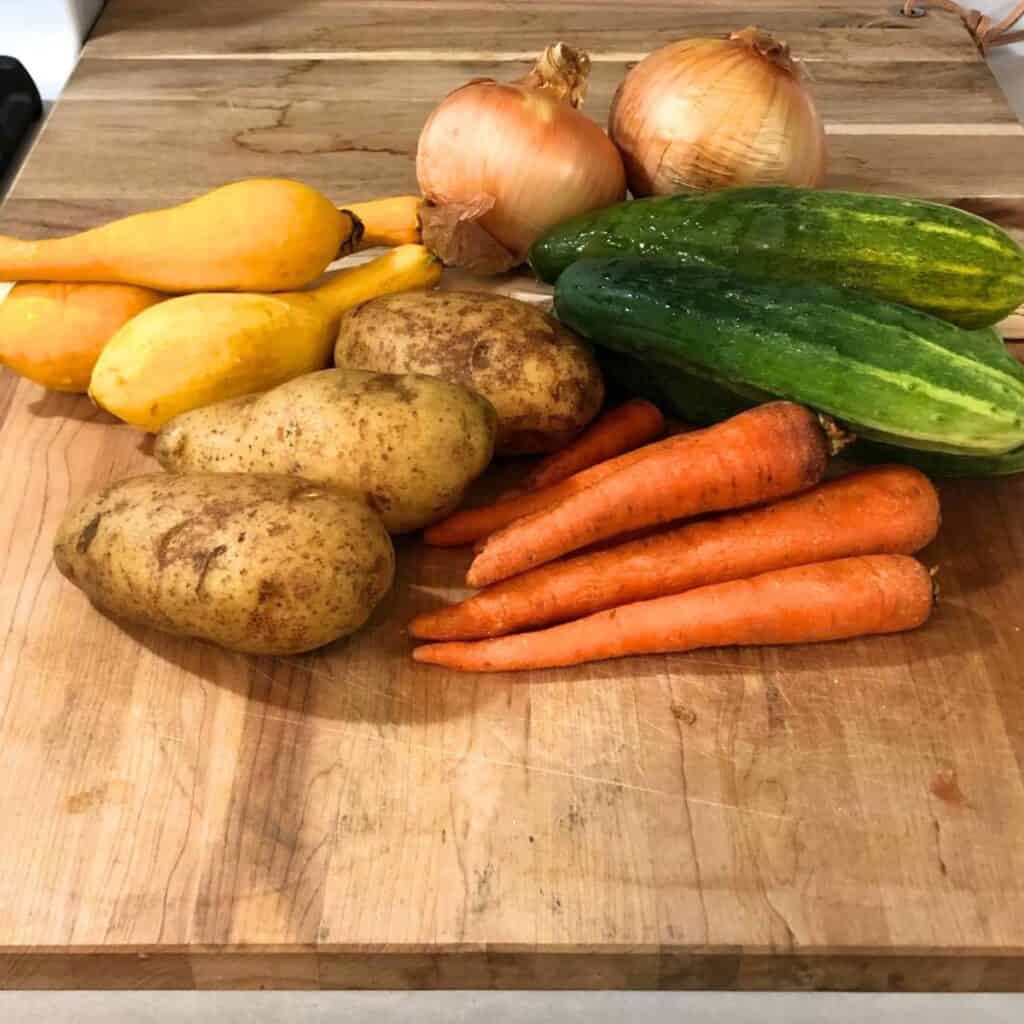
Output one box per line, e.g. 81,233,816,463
0,236,49,279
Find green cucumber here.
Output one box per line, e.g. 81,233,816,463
596,350,758,425
531,187,1024,329
852,439,1024,478
601,352,1024,477
554,258,1024,456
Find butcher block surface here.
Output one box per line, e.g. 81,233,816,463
2,0,1024,991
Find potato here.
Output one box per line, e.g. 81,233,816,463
154,369,496,533
53,473,394,655
334,291,604,454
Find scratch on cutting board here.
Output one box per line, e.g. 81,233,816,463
236,658,940,811
318,648,847,716
376,734,795,821
770,678,798,713
225,696,793,822
186,672,938,824
134,719,185,745
638,715,685,746
668,656,757,673
249,659,911,768
242,658,918,781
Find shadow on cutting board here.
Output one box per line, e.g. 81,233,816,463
94,584,1001,754
28,390,119,425
86,484,1002,731
108,597,496,729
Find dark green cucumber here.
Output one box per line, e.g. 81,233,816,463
852,439,1024,478
602,351,1024,476
554,259,1024,456
596,349,758,425
604,351,1024,476
531,186,1024,329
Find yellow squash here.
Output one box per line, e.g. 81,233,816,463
89,244,441,430
0,281,164,392
0,179,357,292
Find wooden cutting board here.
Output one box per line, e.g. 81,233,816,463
2,1,1024,991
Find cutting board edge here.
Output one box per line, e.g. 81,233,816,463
4,947,1024,991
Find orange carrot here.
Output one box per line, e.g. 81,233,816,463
423,431,670,547
518,399,665,494
467,402,834,588
411,466,940,641
413,555,934,672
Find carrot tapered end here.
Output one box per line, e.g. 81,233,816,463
408,611,448,641
412,643,459,667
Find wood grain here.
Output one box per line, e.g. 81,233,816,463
3,0,1024,991
58,55,1020,124
84,1,982,63
8,58,1024,209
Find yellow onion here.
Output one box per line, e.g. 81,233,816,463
417,44,626,269
609,27,826,196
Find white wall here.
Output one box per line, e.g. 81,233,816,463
0,0,104,102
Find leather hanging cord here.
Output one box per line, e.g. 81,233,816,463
902,1,1024,51
903,1,1024,51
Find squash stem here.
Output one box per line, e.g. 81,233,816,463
336,209,365,258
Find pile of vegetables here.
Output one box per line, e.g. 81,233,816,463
0,180,439,404
0,170,604,654
401,32,1024,671
0,179,497,654
1,27,1022,668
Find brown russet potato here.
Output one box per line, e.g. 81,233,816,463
334,290,604,454
53,473,394,655
154,369,497,533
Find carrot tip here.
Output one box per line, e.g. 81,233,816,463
411,644,446,666
407,614,441,640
